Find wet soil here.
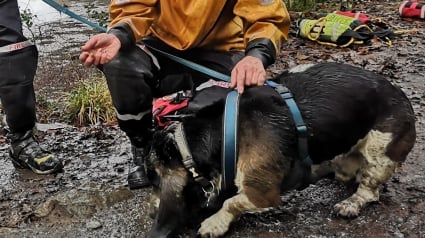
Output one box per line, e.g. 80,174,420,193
0,1,424,237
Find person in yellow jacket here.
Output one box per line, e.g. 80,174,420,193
79,0,290,189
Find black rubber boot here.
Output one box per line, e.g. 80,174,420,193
127,145,151,189
7,130,63,174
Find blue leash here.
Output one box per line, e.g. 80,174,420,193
145,45,232,83
42,2,312,189
41,0,107,32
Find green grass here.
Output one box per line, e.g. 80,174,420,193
286,0,317,12
64,77,115,126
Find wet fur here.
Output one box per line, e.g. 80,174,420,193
146,62,416,237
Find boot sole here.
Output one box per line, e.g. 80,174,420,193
128,178,151,189
9,154,63,175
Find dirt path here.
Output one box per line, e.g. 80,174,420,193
0,1,424,237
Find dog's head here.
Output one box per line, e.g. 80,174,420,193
146,119,224,238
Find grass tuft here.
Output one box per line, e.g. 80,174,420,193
64,77,115,126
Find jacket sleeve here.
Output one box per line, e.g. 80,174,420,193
234,0,290,67
107,0,158,49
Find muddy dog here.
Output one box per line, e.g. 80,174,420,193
146,62,416,237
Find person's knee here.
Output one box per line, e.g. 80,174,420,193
113,93,152,116
102,47,154,78
0,46,37,87
100,48,156,115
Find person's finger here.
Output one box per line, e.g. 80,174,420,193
236,70,245,94
94,54,101,66
244,68,255,86
81,53,94,67
230,68,238,88
94,49,104,65
99,51,112,65
257,71,266,86
83,54,95,67
79,51,89,63
253,69,266,86
100,53,110,65
247,72,255,86
251,70,261,86
81,37,98,51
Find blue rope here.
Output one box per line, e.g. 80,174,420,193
41,0,107,32
145,45,231,82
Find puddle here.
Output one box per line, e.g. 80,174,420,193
18,0,64,23
17,0,108,56
35,182,134,220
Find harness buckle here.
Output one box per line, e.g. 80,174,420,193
202,181,216,207
273,84,290,95
296,125,308,136
171,92,184,104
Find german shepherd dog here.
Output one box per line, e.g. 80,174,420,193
145,62,416,238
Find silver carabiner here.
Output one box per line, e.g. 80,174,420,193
202,181,216,207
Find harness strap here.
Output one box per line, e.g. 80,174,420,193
265,81,312,168
222,90,239,190
173,122,211,188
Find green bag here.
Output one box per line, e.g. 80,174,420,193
298,13,374,47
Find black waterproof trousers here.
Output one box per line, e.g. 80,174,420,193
101,38,244,146
0,0,38,133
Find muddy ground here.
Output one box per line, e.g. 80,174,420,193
0,1,424,237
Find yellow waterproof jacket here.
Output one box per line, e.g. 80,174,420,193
109,0,290,54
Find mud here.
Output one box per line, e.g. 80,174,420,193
0,0,424,237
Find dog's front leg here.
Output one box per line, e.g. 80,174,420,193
198,193,269,237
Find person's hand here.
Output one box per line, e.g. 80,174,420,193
79,33,121,67
230,56,266,94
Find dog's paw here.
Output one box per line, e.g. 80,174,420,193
198,211,233,238
334,199,360,217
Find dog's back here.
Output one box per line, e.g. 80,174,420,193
273,62,416,163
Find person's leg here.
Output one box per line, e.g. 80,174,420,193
183,49,245,85
101,45,159,189
142,37,244,86
0,0,63,174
